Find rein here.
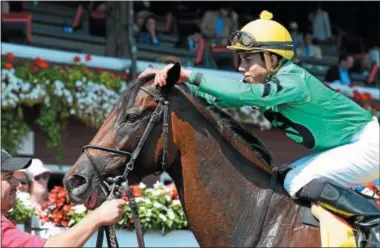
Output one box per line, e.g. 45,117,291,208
82,86,171,248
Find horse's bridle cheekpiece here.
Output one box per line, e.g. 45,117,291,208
81,63,180,248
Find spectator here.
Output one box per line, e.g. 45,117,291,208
13,169,32,194
1,149,126,248
200,5,237,46
1,1,10,14
289,22,303,49
325,53,354,84
26,159,51,212
200,5,237,68
133,11,151,36
138,15,161,47
368,44,380,67
296,32,323,59
308,4,332,42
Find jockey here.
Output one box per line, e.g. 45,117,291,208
146,10,380,245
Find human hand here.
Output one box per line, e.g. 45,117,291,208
138,64,191,88
153,64,191,87
90,199,126,226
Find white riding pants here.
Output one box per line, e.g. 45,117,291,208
284,117,380,198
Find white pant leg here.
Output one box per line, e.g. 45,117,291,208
284,117,380,198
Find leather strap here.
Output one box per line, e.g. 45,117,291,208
96,227,104,248
252,169,278,246
263,52,273,73
123,181,145,248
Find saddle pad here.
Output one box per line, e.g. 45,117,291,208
311,204,357,248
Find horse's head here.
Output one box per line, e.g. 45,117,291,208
63,63,181,209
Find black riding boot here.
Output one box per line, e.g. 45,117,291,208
297,178,380,248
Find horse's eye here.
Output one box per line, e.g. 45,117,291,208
126,114,138,123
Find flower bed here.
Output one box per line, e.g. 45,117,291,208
38,182,187,233
1,53,128,155
9,182,188,233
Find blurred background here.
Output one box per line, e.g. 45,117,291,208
2,1,380,190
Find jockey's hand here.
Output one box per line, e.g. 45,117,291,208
138,64,191,88
90,199,126,226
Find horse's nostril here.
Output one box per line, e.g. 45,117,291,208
67,174,87,191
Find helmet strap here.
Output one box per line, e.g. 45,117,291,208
263,52,273,72
264,53,287,80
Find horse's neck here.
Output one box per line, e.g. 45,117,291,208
166,96,297,246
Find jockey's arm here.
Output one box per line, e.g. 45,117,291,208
185,71,310,107
185,83,246,108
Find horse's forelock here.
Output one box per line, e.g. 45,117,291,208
118,74,156,108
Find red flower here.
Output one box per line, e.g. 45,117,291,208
349,83,355,88
34,57,49,69
73,56,81,63
61,220,68,227
165,183,179,199
6,52,15,60
39,61,49,69
122,73,128,80
373,103,380,111
96,68,104,73
130,185,142,197
4,62,13,69
34,57,42,64
52,186,60,193
361,93,373,102
85,54,92,62
83,67,90,74
110,73,116,78
30,65,37,73
62,205,71,213
58,191,67,199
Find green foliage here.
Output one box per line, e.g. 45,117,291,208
1,55,128,156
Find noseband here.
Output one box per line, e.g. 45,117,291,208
81,86,171,248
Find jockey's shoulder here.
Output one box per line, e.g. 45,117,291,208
274,60,308,81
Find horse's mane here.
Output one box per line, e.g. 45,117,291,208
118,76,273,168
179,84,273,168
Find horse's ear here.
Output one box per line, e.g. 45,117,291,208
161,63,181,98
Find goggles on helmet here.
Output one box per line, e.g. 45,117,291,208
229,31,294,51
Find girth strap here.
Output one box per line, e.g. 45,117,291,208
252,169,279,246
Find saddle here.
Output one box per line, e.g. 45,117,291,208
277,166,380,248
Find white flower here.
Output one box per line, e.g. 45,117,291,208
172,199,181,206
153,201,165,210
143,198,152,205
159,213,167,222
153,181,163,189
167,209,175,220
152,190,163,196
146,210,152,217
139,182,146,189
72,204,87,214
16,192,34,210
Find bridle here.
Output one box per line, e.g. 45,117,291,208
81,85,171,248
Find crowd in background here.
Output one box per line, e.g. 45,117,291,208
131,1,379,81
2,1,379,83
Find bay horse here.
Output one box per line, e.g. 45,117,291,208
63,64,321,247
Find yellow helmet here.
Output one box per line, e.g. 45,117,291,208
227,10,294,60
